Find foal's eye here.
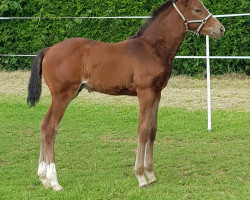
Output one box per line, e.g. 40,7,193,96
195,9,201,13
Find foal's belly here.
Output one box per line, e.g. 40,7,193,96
84,77,137,96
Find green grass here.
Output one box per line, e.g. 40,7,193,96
0,94,249,200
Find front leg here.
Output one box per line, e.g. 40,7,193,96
144,94,160,184
135,89,160,188
144,139,157,185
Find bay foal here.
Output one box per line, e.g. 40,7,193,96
28,0,224,190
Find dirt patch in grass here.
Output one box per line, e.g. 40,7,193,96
0,71,249,111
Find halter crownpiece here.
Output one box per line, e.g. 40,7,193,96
172,2,212,37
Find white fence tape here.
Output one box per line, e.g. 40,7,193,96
0,13,249,20
0,54,249,59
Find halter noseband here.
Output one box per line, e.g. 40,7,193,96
172,2,212,37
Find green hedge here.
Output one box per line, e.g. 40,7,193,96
0,0,249,75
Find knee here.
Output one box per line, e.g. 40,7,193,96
138,125,151,138
138,125,157,142
149,126,157,141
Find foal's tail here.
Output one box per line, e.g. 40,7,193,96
27,48,49,108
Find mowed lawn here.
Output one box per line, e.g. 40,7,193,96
0,73,249,199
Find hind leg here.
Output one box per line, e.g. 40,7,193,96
38,84,80,191
38,140,47,186
38,98,67,191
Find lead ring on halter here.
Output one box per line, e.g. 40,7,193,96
172,1,212,37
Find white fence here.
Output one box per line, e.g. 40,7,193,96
1,13,250,131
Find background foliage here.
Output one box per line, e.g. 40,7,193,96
0,0,249,75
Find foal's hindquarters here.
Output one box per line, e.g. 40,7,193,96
37,39,90,191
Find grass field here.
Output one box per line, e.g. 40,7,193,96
0,71,249,199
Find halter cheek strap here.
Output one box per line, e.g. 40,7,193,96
172,2,212,37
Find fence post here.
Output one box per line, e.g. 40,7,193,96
206,36,212,131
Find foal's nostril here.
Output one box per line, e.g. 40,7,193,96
220,25,225,34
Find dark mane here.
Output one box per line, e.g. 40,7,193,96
128,0,178,39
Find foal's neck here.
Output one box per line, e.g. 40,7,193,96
141,6,186,67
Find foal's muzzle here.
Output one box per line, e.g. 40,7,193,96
211,25,225,39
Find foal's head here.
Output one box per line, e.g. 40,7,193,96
174,0,225,38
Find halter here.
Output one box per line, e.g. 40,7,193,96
172,2,212,37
